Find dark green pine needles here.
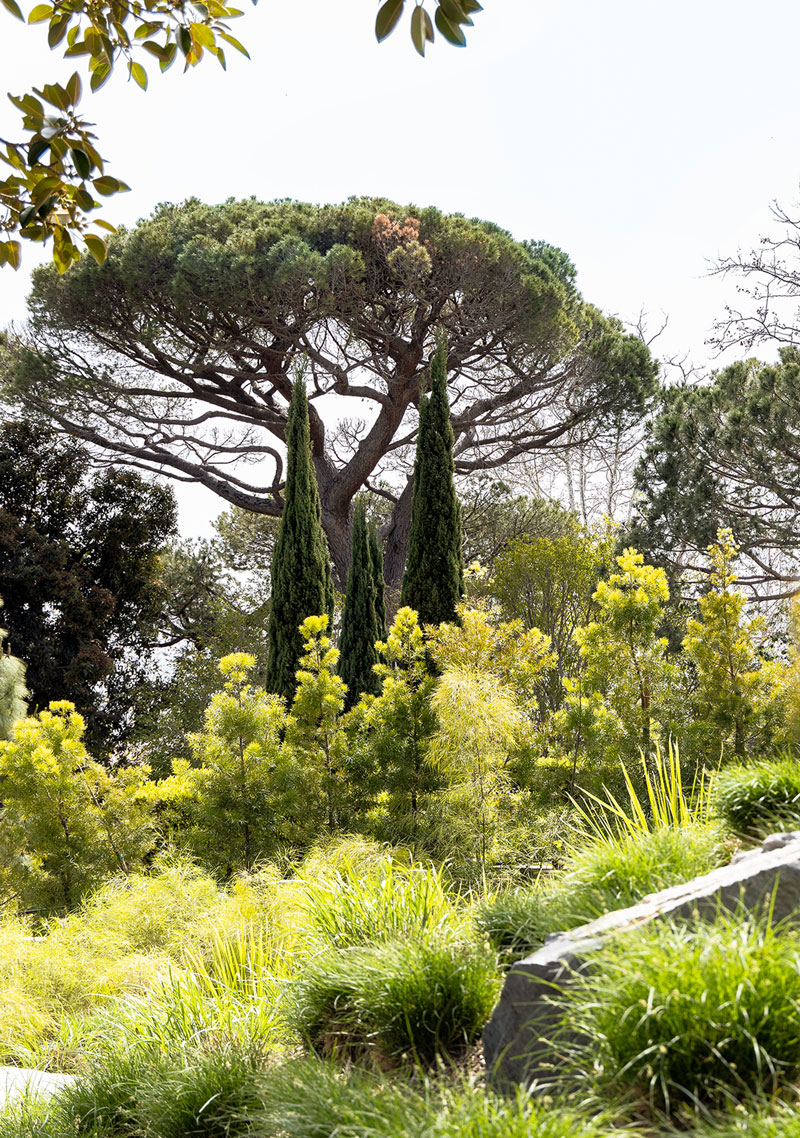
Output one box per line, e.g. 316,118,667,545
401,337,464,626
265,378,334,703
339,500,381,709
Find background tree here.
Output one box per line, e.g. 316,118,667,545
575,548,677,760
369,522,387,642
459,477,579,570
401,336,464,625
0,601,27,739
0,701,152,911
488,525,614,709
0,418,176,746
2,197,657,586
183,653,302,874
339,500,380,709
265,379,333,702
630,350,800,596
683,530,768,761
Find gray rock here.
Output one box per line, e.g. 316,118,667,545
0,1066,75,1108
483,833,800,1091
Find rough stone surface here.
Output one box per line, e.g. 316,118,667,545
0,1066,75,1107
483,833,800,1091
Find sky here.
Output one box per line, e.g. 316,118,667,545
1,0,799,534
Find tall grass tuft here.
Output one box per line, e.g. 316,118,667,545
300,855,459,949
556,911,800,1120
711,755,800,838
291,934,500,1065
476,823,724,962
102,923,290,1053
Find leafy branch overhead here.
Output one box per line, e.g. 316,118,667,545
0,0,252,270
1,0,483,271
376,0,483,56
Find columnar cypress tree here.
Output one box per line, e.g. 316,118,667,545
368,522,387,642
265,379,334,702
400,337,464,626
339,500,380,709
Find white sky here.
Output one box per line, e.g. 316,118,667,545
2,0,799,535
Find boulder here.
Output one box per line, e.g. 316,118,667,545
483,832,800,1091
0,1066,75,1108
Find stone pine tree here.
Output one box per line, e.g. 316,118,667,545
401,336,464,626
265,378,334,703
339,500,381,710
369,522,387,642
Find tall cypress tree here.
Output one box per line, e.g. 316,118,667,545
265,379,333,702
368,522,387,642
401,336,464,626
339,499,380,709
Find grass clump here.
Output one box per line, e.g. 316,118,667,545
252,1056,627,1138
557,912,800,1120
711,756,800,837
477,823,724,962
300,854,458,949
292,934,500,1065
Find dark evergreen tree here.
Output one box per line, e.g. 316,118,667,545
401,337,464,626
368,521,388,642
339,500,380,709
265,379,334,702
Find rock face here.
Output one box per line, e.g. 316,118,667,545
0,1066,75,1107
483,832,800,1091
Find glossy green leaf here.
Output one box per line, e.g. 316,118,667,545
410,5,432,55
70,146,91,179
65,71,82,106
84,234,107,264
0,0,24,20
129,61,148,89
27,138,50,165
461,0,481,11
89,61,112,91
218,29,248,56
439,0,472,25
18,203,38,227
434,6,466,45
47,14,70,47
375,0,404,42
27,2,51,19
4,241,21,270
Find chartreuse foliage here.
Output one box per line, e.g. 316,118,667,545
266,378,333,703
711,755,800,837
285,616,348,833
182,653,303,873
683,529,768,760
0,702,152,910
401,336,464,626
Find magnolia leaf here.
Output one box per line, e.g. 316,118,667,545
410,4,432,55
434,6,466,45
218,29,248,56
89,61,112,91
0,0,24,20
70,146,91,179
129,61,148,89
84,234,107,264
65,71,82,106
439,0,471,25
4,241,21,270
375,0,404,41
28,3,52,21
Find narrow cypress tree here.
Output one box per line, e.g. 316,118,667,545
265,379,334,702
339,499,380,709
368,522,388,642
401,336,464,626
